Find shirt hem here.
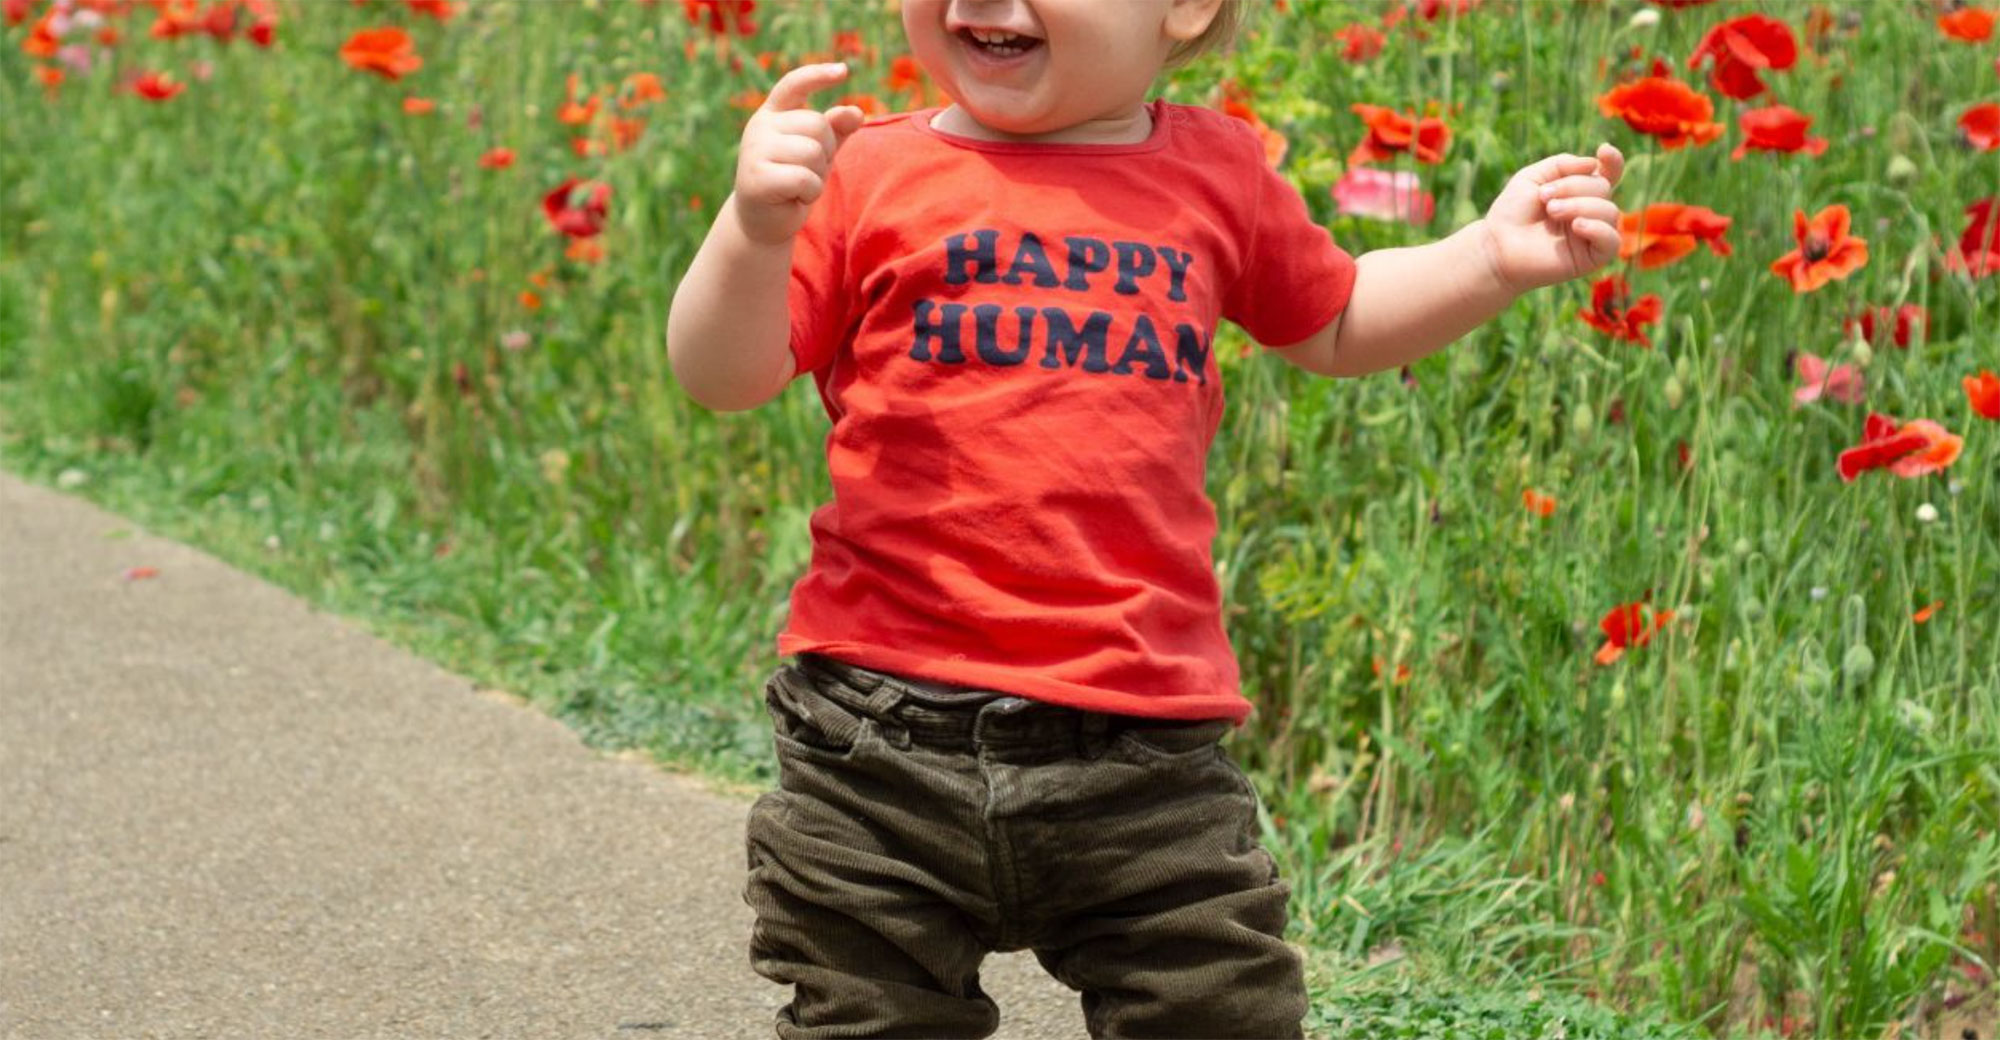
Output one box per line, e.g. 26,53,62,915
775,636,1252,724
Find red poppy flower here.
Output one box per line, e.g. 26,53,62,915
1597,76,1723,149
1687,14,1797,100
21,8,57,57
1595,602,1673,665
1939,7,1995,42
1732,104,1828,159
1770,205,1867,293
1217,81,1288,168
340,27,422,81
1349,103,1450,165
1577,275,1665,346
1966,369,2000,420
478,147,515,170
559,74,601,126
4,0,32,27
1521,489,1558,517
1844,304,1927,349
542,178,611,239
684,0,755,36
402,96,435,115
1960,103,2000,151
1618,203,1733,269
405,0,455,20
130,70,184,101
1945,198,2000,278
1335,22,1385,62
1837,412,1962,482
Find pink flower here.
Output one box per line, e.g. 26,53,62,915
1331,166,1436,224
1793,352,1864,406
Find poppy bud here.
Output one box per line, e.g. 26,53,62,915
1885,154,1918,188
1571,403,1595,439
1664,376,1685,411
1842,643,1876,685
1739,596,1766,623
1673,354,1694,385
1850,340,1873,368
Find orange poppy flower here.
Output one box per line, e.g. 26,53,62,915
559,74,601,126
1618,203,1733,269
1521,489,1558,517
340,27,422,81
1938,6,1995,42
1946,198,2000,278
519,290,542,311
1837,412,1962,482
886,54,926,95
1770,205,1867,293
1596,76,1722,149
478,146,515,170
1218,81,1288,168
1960,103,2000,151
565,237,605,264
1595,602,1673,665
1577,275,1664,346
1844,304,1927,349
622,72,667,108
33,64,62,89
1348,103,1449,165
1966,369,2000,420
402,96,436,115
1912,601,1943,624
20,7,57,57
1732,104,1828,159
607,116,646,152
1687,13,1797,100
1334,22,1385,62
1371,657,1413,684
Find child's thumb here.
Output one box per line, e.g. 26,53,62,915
825,105,866,151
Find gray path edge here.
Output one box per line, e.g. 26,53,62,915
0,468,1082,1040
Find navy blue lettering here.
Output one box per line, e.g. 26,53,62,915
1063,237,1111,292
1000,233,1062,288
1112,241,1156,295
1039,308,1113,373
972,305,1034,365
909,299,968,363
1171,323,1210,386
943,230,1000,285
1112,315,1172,381
1158,246,1193,303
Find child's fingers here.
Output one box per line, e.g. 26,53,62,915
1594,143,1625,188
1572,217,1623,262
1547,195,1620,228
762,62,849,113
1537,173,1615,203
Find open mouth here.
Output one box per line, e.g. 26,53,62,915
956,26,1044,59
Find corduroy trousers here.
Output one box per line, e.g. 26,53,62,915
744,652,1305,1040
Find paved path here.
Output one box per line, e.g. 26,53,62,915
0,469,1083,1039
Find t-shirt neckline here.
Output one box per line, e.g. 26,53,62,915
911,99,1173,156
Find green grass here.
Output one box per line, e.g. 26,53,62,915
3,1,1996,1036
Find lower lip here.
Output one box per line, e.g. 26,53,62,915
957,34,1042,74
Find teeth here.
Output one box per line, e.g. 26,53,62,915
968,28,1026,45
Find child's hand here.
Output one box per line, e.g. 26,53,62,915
733,62,866,246
1479,143,1625,294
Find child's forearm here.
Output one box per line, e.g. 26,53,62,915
666,194,798,412
1324,220,1519,378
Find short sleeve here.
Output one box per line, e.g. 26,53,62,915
1221,147,1357,349
786,161,851,379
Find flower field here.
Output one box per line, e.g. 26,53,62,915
2,0,1996,1036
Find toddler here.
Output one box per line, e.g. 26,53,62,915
667,1,1623,1037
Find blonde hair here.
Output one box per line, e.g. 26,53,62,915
1166,0,1251,70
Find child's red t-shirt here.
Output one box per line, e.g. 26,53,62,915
776,99,1356,722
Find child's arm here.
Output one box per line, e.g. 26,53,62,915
1271,145,1625,379
667,63,864,412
